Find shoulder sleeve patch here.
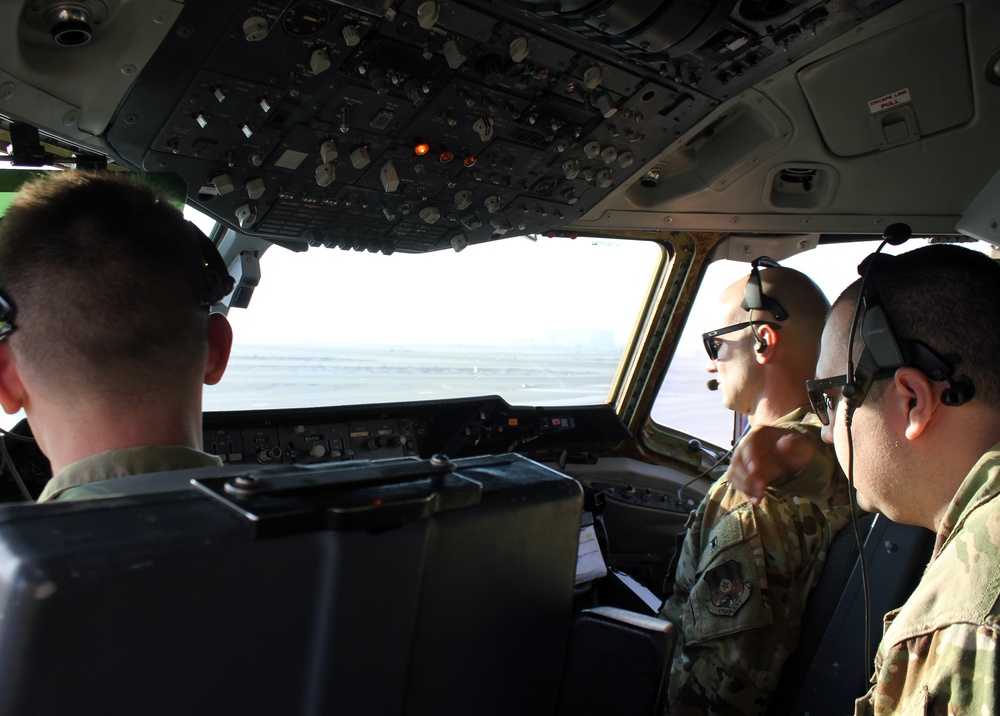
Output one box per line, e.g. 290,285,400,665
683,507,773,644
704,559,753,617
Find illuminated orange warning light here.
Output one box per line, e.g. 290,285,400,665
439,150,454,163
414,141,430,156
463,155,477,167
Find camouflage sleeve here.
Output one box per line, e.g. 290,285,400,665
660,485,711,628
661,479,835,716
855,623,1000,714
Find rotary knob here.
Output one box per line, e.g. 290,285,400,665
342,25,360,47
475,54,505,85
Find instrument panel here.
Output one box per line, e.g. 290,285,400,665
0,396,630,502
202,395,630,465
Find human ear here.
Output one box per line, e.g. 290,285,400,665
893,367,939,441
754,324,778,363
0,344,27,415
203,313,233,386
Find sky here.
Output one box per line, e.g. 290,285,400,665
216,232,664,347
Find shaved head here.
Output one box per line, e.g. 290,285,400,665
709,262,829,422
718,265,829,357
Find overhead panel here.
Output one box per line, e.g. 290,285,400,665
101,0,902,253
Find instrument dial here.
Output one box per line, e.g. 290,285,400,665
283,2,331,37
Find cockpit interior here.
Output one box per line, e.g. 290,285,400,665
0,0,997,712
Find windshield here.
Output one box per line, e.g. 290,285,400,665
204,236,665,412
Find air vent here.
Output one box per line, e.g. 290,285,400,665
778,167,816,191
765,163,838,211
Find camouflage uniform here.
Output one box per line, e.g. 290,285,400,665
660,407,853,715
37,445,223,502
854,446,1000,715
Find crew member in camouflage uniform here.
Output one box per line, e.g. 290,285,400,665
731,244,1000,714
660,262,852,714
0,171,235,501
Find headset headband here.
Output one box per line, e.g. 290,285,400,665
846,235,974,409
741,256,788,321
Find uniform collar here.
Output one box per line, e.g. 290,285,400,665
39,446,222,502
933,442,1000,558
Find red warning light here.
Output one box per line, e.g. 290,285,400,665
439,150,454,163
463,155,477,167
414,141,430,156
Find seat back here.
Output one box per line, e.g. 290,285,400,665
768,513,935,715
0,454,582,716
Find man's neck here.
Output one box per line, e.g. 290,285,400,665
29,398,205,476
924,424,1000,533
749,366,814,427
749,396,804,427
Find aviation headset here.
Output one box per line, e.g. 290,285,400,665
843,223,975,414
0,215,16,338
741,255,788,353
190,221,236,308
0,289,15,340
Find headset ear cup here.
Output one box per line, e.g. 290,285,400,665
942,376,974,407
193,230,235,306
755,339,767,354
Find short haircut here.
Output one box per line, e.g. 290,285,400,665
0,171,213,398
832,243,1000,411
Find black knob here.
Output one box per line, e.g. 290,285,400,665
475,54,505,85
256,446,281,464
368,67,388,94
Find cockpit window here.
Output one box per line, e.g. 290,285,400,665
205,236,664,412
183,204,219,236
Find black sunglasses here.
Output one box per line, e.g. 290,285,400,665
806,365,896,425
0,290,15,340
702,320,782,360
741,256,789,321
805,374,850,426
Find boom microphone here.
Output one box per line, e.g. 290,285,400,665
707,379,719,391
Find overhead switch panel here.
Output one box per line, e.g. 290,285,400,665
105,0,902,255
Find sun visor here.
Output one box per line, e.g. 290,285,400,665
797,4,972,157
